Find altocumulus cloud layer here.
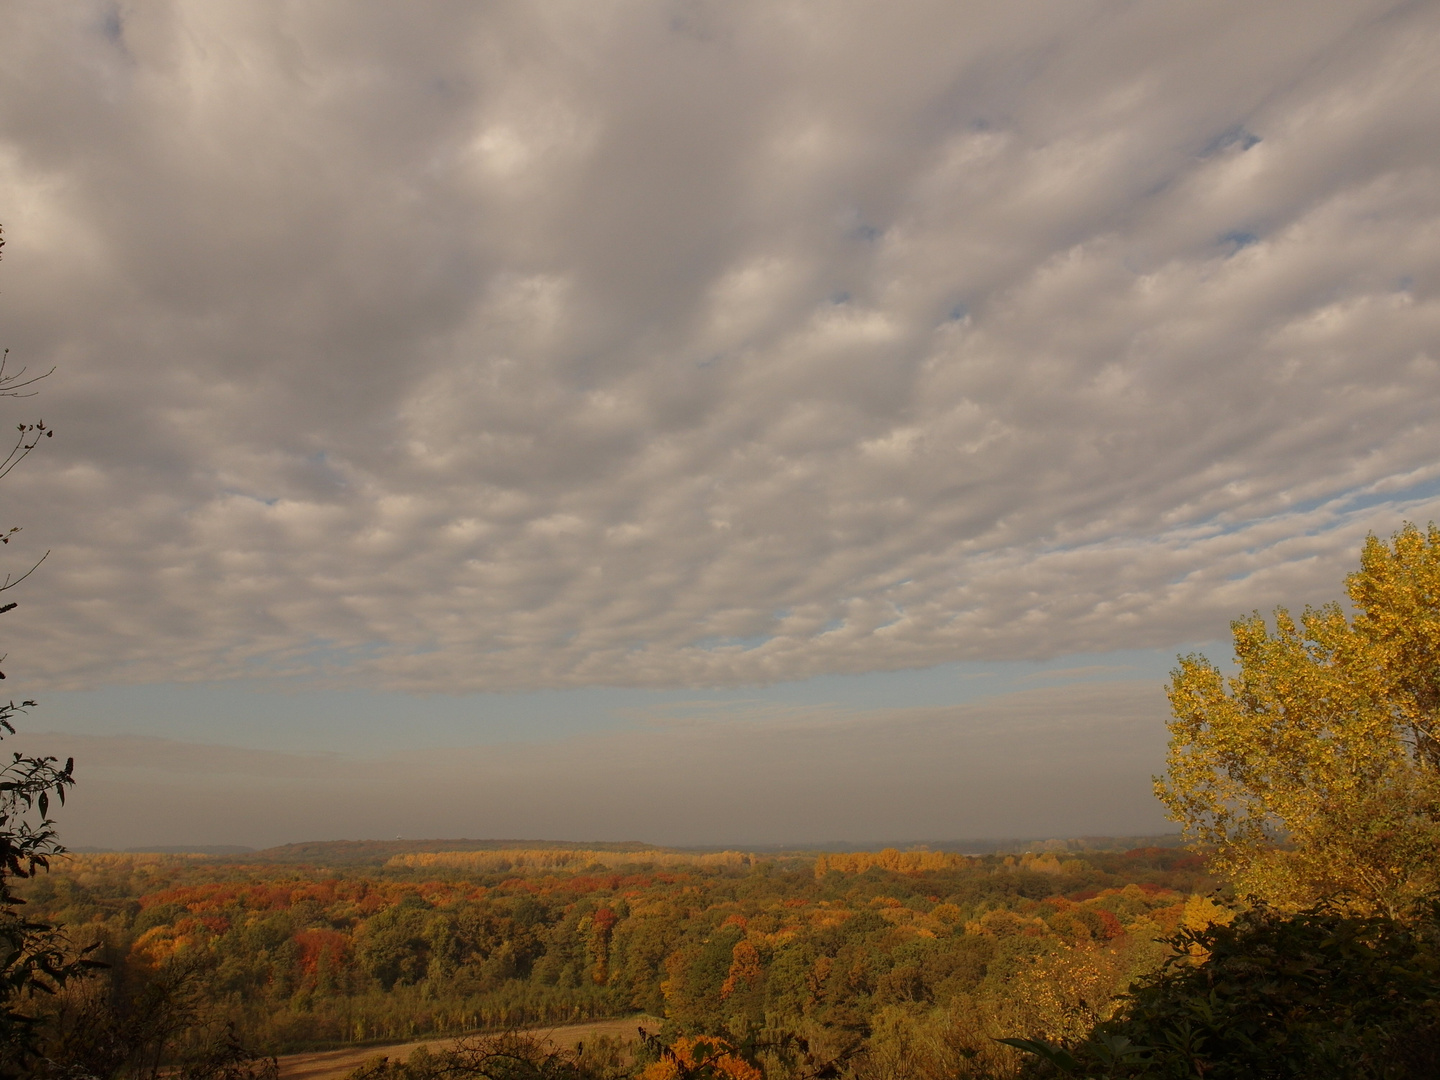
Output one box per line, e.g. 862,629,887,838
1,1,1438,693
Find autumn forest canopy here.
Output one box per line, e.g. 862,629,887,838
20,842,1218,1069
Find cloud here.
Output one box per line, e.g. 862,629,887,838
14,679,1172,847
0,1,1436,692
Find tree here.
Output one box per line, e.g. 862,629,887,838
0,223,100,1076
0,724,89,1075
0,225,277,1080
1156,523,1440,915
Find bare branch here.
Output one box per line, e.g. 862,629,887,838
0,350,55,399
0,550,48,594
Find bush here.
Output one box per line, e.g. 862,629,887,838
346,1030,632,1080
1005,900,1440,1078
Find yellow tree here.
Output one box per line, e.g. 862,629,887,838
1157,523,1440,916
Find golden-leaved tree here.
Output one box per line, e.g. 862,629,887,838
1157,523,1440,916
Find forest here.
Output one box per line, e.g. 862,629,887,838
19,841,1216,1076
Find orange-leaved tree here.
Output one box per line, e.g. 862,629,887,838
1157,523,1440,915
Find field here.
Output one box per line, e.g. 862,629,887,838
277,1016,661,1080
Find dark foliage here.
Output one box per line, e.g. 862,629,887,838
0,720,99,1077
32,952,282,1080
1005,900,1440,1078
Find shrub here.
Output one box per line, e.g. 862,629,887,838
1005,899,1440,1078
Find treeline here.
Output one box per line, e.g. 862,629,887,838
386,849,761,874
21,845,1214,1063
251,839,672,868
811,850,973,876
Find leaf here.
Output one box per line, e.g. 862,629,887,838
995,1037,1081,1075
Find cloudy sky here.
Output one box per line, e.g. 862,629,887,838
0,1,1437,849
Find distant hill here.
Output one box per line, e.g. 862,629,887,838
243,837,662,866
742,834,1186,855
69,844,257,856
938,833,1187,855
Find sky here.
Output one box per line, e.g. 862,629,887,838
0,1,1438,849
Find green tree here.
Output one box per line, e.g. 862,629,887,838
356,901,435,990
0,221,102,1077
0,712,89,1075
1157,523,1440,915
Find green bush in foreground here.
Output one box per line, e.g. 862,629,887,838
1004,900,1440,1078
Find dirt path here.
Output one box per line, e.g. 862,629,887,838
277,1017,661,1080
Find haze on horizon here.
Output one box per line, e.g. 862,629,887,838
0,1,1438,850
